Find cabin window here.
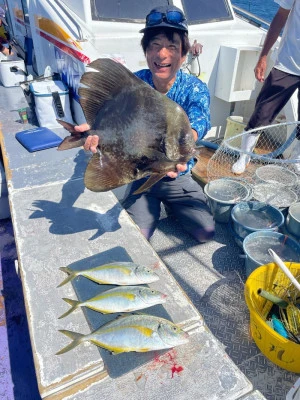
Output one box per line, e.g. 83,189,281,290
91,0,169,21
90,0,233,24
182,0,233,24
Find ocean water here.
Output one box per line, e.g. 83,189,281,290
231,0,279,23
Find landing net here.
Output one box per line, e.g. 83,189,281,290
207,121,300,209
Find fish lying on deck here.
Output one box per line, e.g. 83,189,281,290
56,313,189,355
58,286,167,318
57,262,159,287
57,58,195,194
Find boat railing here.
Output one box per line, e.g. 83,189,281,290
232,5,271,30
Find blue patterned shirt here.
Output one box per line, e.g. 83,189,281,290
134,69,211,173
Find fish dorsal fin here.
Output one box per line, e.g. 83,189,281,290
79,58,145,126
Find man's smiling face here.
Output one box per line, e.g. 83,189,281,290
146,32,186,90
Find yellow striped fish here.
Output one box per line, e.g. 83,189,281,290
57,262,159,287
58,286,167,318
56,314,189,355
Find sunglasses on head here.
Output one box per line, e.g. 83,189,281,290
146,10,186,27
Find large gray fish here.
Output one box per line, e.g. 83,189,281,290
57,262,159,287
56,313,189,355
58,286,167,318
57,58,196,194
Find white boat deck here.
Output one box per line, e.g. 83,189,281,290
0,85,271,400
0,84,298,400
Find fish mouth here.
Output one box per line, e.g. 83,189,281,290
141,294,167,305
157,294,167,303
161,332,189,347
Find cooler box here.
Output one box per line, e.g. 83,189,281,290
29,80,73,128
0,55,27,87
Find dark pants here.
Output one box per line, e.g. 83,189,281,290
246,68,300,138
121,173,215,242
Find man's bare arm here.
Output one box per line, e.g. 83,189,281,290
254,7,290,82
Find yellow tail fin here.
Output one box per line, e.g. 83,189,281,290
56,330,85,355
58,298,80,319
57,267,77,288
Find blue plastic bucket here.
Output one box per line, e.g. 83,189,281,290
231,201,284,247
204,178,253,223
243,231,300,277
286,202,300,238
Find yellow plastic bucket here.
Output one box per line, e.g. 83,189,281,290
244,262,300,373
224,116,246,146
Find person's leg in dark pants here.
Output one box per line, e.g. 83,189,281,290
121,178,161,240
290,83,300,172
159,174,215,243
121,175,215,243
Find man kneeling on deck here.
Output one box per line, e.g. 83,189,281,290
76,5,215,243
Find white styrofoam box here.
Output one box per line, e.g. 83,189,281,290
29,80,73,128
0,55,27,87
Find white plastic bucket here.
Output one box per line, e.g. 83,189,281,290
0,56,27,87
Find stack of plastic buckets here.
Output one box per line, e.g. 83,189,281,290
230,201,284,249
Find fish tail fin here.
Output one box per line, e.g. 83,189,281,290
58,298,80,319
57,267,77,288
56,330,85,355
